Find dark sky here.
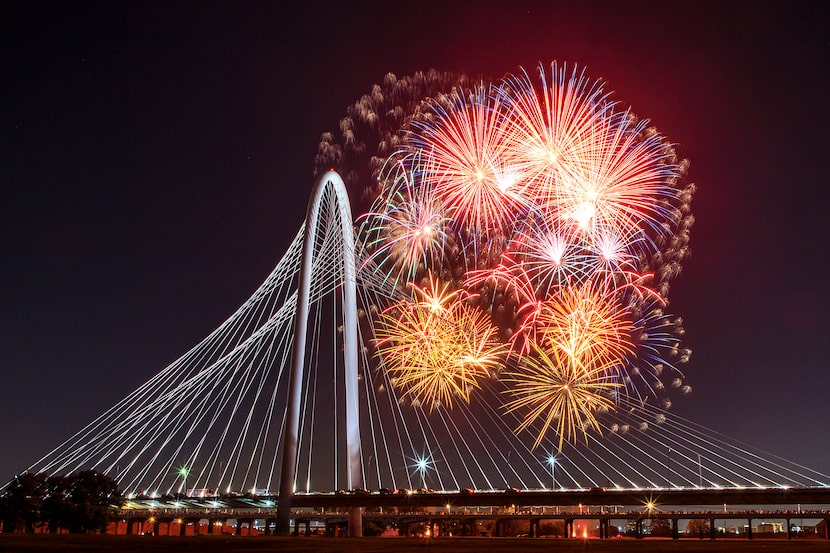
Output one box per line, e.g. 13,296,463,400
2,1,829,484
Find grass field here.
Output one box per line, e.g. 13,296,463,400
2,535,830,553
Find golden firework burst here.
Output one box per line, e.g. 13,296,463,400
374,276,505,410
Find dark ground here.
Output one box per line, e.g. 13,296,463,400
2,535,830,553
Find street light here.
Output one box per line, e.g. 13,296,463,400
547,455,557,490
178,466,190,497
416,457,429,489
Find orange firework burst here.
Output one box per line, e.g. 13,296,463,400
502,282,636,449
534,282,636,382
374,275,505,410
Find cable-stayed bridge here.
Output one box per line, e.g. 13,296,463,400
14,172,830,537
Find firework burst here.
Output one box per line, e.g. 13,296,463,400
533,282,636,383
409,84,530,239
503,341,621,450
361,153,450,290
499,63,613,205
353,60,694,449
373,275,505,410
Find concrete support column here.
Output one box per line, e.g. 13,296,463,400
530,519,539,538
787,519,792,540
565,519,573,539
180,521,187,536
672,518,679,540
348,507,363,537
710,518,717,540
747,519,752,540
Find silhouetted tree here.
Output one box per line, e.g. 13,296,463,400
1,470,122,533
649,517,673,537
538,521,565,537
41,475,73,533
66,470,123,533
686,518,710,538
0,473,47,533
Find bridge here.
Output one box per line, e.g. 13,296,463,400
11,169,830,538
9,62,830,539
112,487,830,540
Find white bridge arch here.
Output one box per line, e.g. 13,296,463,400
276,171,362,535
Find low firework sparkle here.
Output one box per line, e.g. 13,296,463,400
353,62,695,450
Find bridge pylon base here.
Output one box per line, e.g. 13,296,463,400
348,506,363,537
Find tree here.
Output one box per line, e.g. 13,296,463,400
0,473,47,533
66,470,123,533
538,521,565,537
1,470,122,534
648,517,673,537
686,518,710,538
41,475,73,533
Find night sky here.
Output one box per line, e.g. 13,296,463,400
2,1,829,484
